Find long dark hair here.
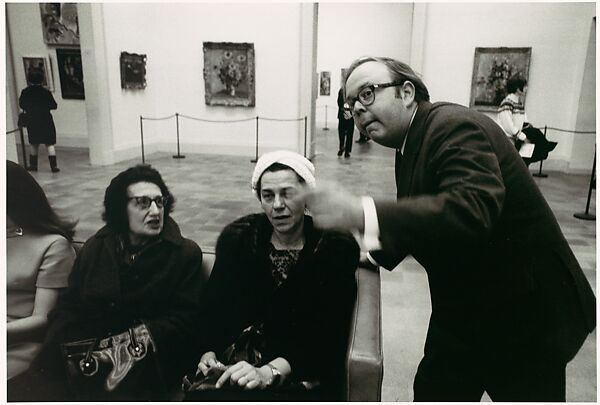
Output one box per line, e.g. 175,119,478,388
6,160,77,240
102,164,175,235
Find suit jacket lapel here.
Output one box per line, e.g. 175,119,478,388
396,101,431,198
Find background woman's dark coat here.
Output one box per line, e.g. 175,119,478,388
19,85,57,145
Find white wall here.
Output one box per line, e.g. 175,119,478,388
6,3,89,148
100,3,308,158
419,2,596,172
316,3,414,125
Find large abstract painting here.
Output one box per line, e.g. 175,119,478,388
203,42,255,107
56,48,85,100
470,47,531,111
40,3,80,45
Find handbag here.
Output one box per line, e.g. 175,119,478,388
182,323,265,392
61,323,165,400
17,112,28,128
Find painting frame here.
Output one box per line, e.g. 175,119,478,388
320,71,331,96
22,55,54,91
120,52,147,90
56,48,85,100
469,47,531,112
39,3,80,46
203,42,255,107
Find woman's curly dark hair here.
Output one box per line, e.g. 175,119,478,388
102,164,175,235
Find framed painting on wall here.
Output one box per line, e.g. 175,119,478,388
203,42,255,107
470,47,531,111
120,52,147,90
56,48,85,100
39,3,80,45
320,71,331,96
22,56,54,91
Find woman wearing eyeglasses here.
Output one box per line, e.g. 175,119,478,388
8,164,204,401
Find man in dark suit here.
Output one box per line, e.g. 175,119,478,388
306,56,595,402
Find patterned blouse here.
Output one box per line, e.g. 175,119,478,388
268,243,301,286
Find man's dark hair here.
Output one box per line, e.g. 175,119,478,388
256,162,305,200
102,164,175,234
343,56,430,102
507,77,527,94
7,160,77,240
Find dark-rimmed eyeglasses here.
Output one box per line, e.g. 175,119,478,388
344,81,405,112
128,195,168,210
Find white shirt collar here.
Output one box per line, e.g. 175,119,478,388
399,104,419,155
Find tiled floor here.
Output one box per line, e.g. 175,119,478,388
15,126,596,401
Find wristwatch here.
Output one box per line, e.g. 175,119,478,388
265,363,282,387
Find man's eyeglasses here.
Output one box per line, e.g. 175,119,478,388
128,196,169,210
344,81,405,112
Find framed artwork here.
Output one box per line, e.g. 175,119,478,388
470,47,531,111
340,68,349,87
56,48,85,100
22,56,54,91
203,42,255,107
320,71,331,96
120,52,147,90
40,3,80,45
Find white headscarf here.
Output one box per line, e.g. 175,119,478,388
251,150,316,198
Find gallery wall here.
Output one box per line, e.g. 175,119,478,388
6,3,89,148
418,2,596,172
316,3,414,126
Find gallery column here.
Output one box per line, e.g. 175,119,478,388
298,3,318,159
77,3,115,166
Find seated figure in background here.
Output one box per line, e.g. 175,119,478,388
6,160,77,380
186,150,359,401
497,77,557,166
8,164,204,401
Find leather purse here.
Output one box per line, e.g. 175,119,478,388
17,112,28,128
60,323,164,400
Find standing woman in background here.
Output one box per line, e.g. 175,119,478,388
19,68,61,173
6,160,77,379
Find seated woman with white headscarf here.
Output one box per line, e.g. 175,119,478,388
185,150,359,401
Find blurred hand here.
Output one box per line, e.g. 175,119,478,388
215,360,271,390
196,351,222,376
305,182,364,233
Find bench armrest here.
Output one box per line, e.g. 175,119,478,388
345,266,384,401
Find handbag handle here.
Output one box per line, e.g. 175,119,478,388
127,326,146,358
79,337,100,376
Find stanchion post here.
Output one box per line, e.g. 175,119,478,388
323,105,329,130
173,112,185,159
532,125,549,178
574,150,596,220
304,116,308,158
18,126,27,168
140,115,145,164
251,116,259,163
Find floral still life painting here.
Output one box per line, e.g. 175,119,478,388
470,47,531,111
203,42,255,106
39,3,80,45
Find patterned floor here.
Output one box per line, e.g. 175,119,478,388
16,126,596,401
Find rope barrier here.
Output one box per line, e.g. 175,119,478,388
139,113,309,164
6,128,20,135
140,114,177,121
178,114,255,123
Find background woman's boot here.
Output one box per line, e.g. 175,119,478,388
27,154,38,172
49,155,60,173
